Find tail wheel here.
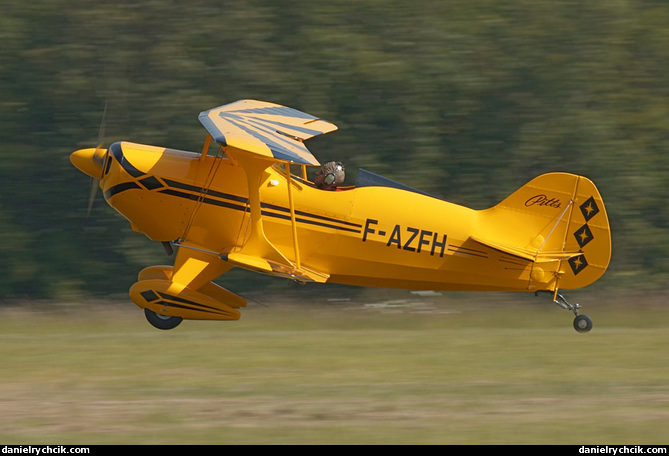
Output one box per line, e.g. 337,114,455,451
144,308,183,330
573,314,593,333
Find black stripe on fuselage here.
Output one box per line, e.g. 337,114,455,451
448,245,488,258
104,144,361,233
261,209,361,233
104,181,141,199
159,188,249,212
162,178,249,205
109,142,144,178
260,202,362,234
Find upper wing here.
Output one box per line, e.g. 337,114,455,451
198,99,338,166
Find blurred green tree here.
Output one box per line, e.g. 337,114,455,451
0,0,667,300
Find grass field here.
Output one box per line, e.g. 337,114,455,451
1,289,667,444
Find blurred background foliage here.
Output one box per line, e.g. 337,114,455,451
1,0,668,301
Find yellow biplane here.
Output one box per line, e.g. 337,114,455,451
71,100,611,332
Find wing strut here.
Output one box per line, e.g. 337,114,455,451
285,163,301,270
200,133,212,160
179,142,226,243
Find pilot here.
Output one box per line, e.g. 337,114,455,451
314,161,345,191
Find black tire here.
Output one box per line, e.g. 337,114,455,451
573,314,593,333
144,308,183,330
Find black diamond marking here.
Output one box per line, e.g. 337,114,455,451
568,254,588,275
580,196,600,222
139,176,165,190
574,223,594,248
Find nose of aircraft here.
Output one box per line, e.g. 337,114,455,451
70,147,107,178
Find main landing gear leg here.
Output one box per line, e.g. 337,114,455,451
553,292,593,333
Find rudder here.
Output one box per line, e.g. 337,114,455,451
559,175,611,289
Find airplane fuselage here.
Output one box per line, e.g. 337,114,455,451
70,100,610,331
100,141,557,293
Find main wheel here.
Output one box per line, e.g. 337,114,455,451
573,314,593,333
144,308,183,330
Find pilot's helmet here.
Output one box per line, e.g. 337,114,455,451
315,161,345,190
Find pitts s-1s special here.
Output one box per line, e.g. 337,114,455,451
71,100,611,332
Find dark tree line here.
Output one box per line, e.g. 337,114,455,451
1,0,668,300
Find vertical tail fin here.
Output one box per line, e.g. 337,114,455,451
477,173,611,290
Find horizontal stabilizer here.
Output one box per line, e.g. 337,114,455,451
469,236,582,263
